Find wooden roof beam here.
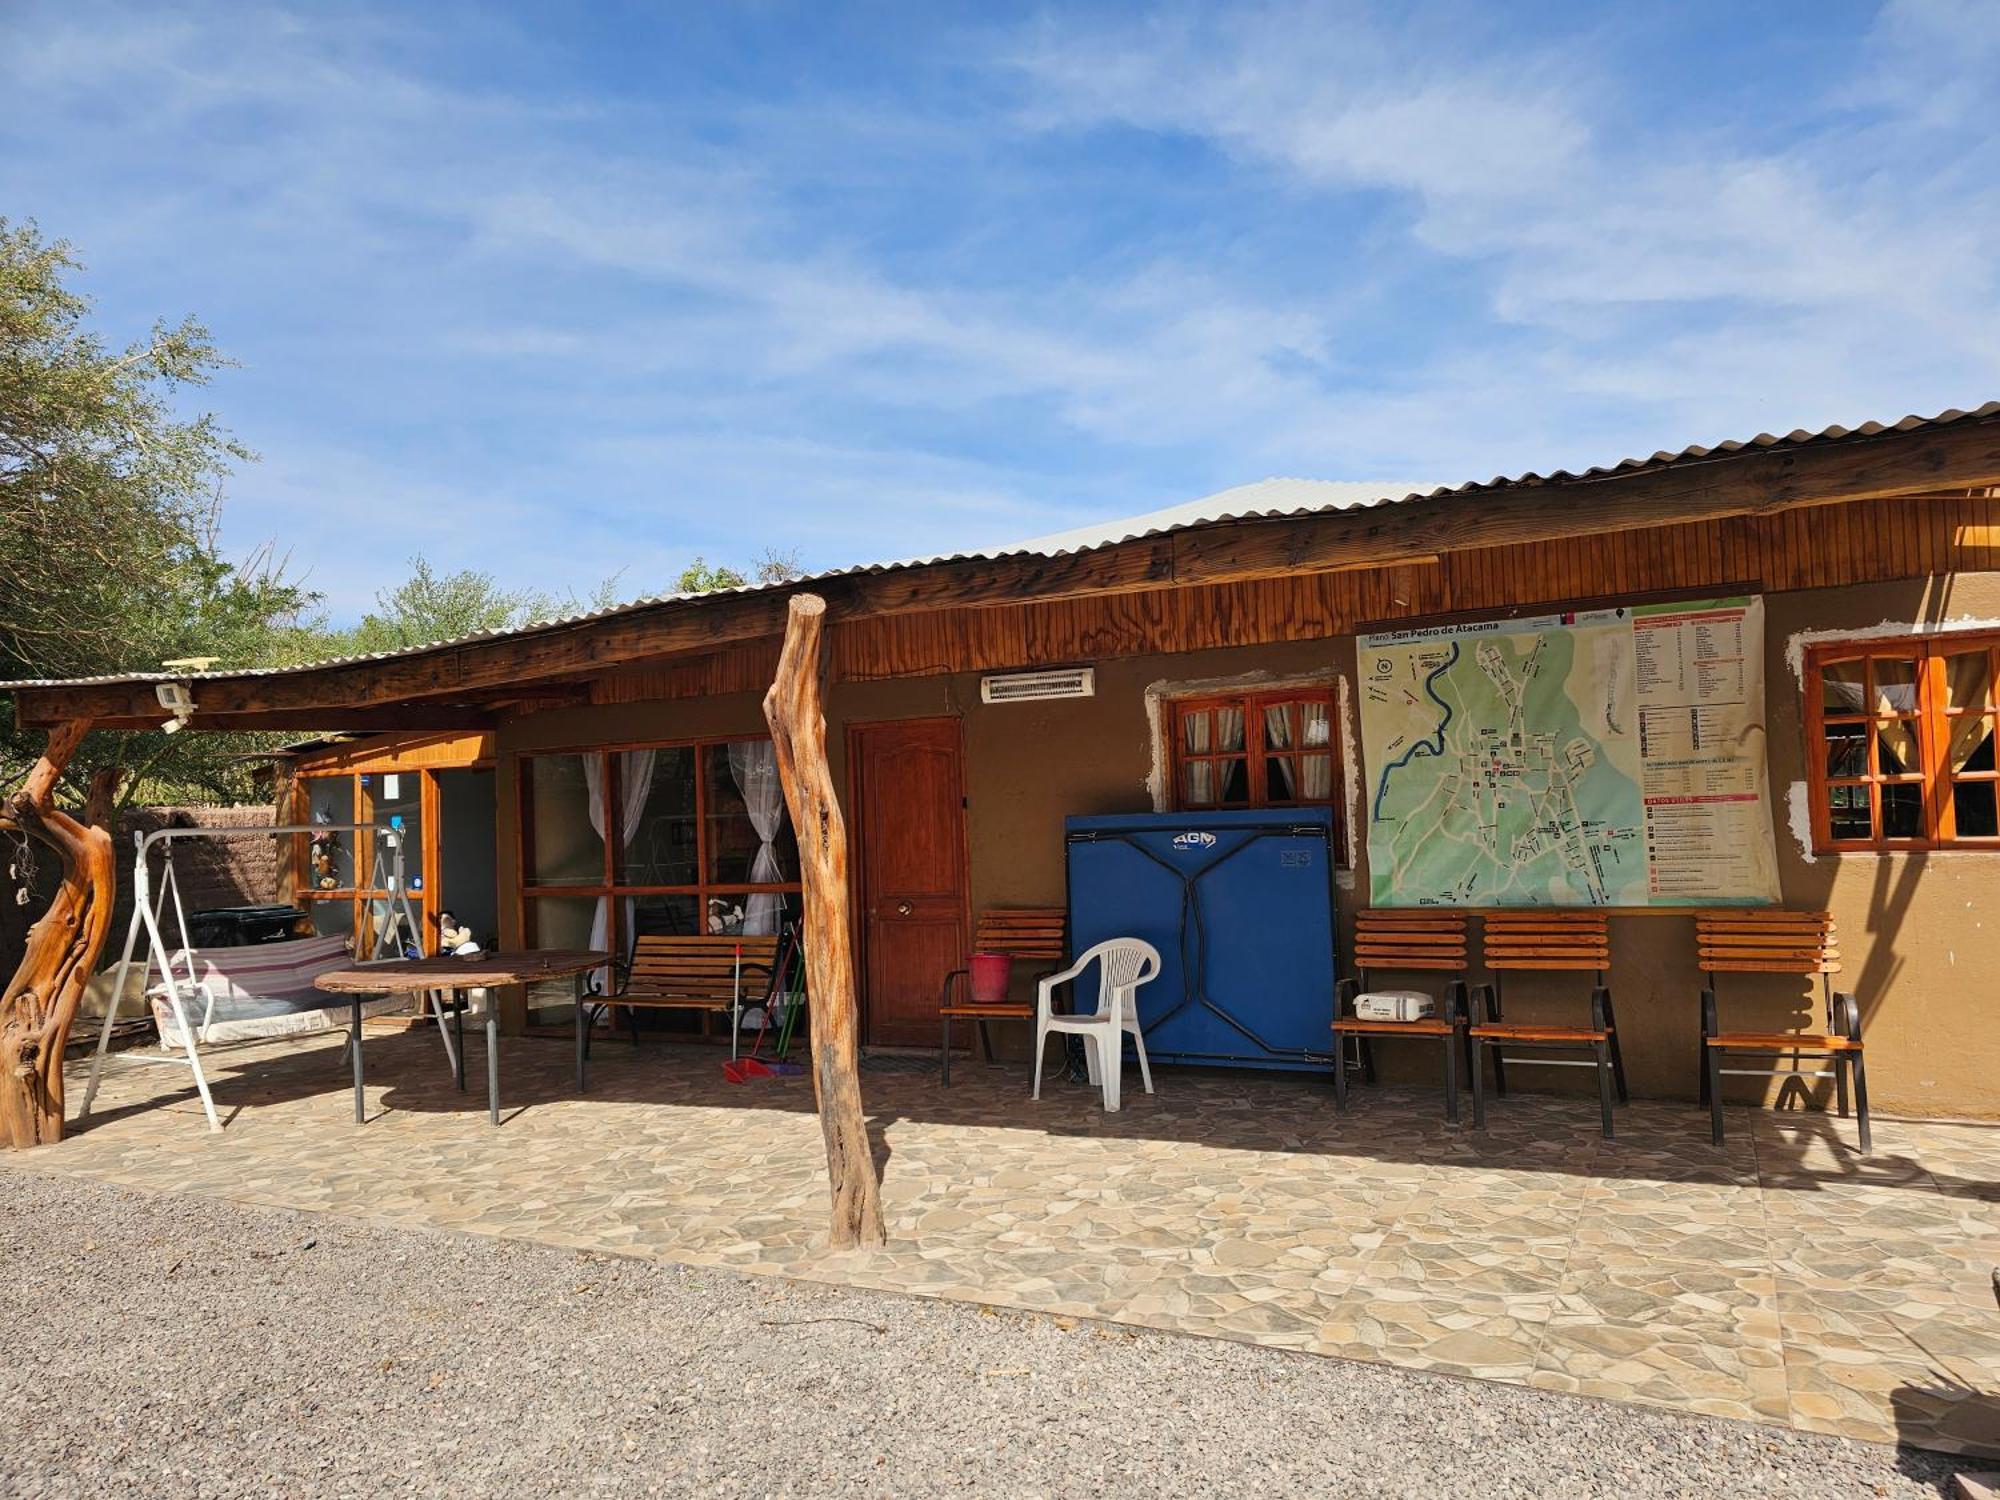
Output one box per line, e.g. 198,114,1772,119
50,704,502,734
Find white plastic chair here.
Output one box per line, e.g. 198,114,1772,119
1031,937,1162,1112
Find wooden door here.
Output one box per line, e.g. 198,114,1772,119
853,717,969,1048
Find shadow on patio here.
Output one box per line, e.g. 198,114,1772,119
18,1027,2000,1461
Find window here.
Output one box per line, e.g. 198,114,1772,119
517,735,801,982
296,770,428,954
1169,688,1339,820
1807,633,2000,850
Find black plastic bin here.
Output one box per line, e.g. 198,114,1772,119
184,905,312,949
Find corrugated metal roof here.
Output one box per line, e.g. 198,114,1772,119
6,399,1996,692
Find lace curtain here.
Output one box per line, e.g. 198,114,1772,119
727,740,788,935
1182,707,1245,805
583,749,656,988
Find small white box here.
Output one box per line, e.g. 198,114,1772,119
1353,989,1437,1022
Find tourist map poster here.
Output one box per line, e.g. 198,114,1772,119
1358,597,1779,908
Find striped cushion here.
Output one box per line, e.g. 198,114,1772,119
161,935,353,1005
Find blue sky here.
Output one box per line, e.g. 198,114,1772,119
4,1,1997,620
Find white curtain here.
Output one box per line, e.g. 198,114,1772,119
583,749,657,990
1299,701,1334,800
1264,703,1297,800
729,740,788,935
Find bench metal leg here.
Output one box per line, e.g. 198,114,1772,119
1706,1045,1726,1146
575,997,589,1093
350,998,366,1125
1850,1048,1872,1154
940,1011,953,1087
1442,1031,1459,1124
1469,1037,1487,1130
1333,1035,1350,1111
1599,988,1629,1104
1480,983,1508,1097
1594,1038,1615,1139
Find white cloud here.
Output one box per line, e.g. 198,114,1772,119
8,0,1998,622
1008,0,2000,453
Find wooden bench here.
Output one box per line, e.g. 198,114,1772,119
1468,912,1627,1137
1334,909,1471,1121
1698,910,1869,1152
581,935,782,1083
939,908,1067,1085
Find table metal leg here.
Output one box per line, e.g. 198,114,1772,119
487,992,501,1127
351,997,365,1124
454,989,466,1092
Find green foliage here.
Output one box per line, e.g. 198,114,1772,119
0,220,812,812
295,556,621,661
673,547,806,594
0,219,316,809
673,556,748,593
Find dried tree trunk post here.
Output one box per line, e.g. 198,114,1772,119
1,721,119,1149
763,594,886,1250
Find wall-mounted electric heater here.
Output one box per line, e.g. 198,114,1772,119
979,666,1096,704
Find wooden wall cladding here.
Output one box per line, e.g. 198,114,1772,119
594,495,2000,700
593,638,780,704
293,730,495,773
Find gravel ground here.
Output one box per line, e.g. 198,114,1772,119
0,1171,1965,1499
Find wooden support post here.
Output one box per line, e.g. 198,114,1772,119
764,594,886,1250
0,722,119,1148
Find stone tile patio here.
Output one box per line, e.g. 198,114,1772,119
8,1026,1998,1458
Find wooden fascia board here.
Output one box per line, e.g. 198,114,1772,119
30,705,502,733
13,413,2000,729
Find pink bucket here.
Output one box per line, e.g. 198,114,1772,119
969,952,1014,1004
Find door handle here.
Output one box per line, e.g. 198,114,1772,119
896,902,913,917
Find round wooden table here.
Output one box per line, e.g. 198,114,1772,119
315,949,608,1126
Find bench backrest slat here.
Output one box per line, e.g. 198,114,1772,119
626,935,782,995
1354,910,1470,975
971,908,1067,960
1696,911,1839,975
1481,912,1610,972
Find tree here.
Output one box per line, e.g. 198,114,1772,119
674,556,748,593
287,556,627,664
753,546,806,584
0,219,315,809
673,548,806,594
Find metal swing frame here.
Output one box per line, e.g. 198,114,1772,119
77,822,457,1132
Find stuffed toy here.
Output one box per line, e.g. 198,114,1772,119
437,910,481,956
312,845,338,890
706,898,746,934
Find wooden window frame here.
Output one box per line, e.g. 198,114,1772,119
1166,686,1343,839
293,767,446,946
515,734,803,957
1806,631,2000,853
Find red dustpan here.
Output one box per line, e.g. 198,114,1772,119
722,1056,775,1084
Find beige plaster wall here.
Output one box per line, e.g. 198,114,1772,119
491,575,2000,1118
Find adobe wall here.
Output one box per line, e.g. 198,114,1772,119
493,573,2000,1117
2,803,281,987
